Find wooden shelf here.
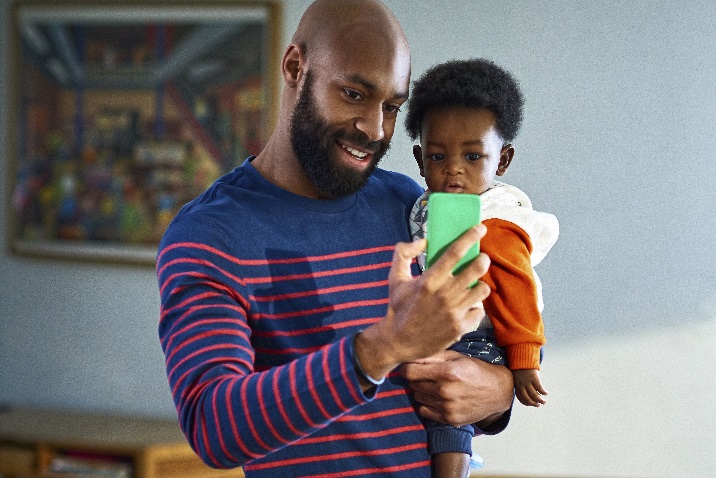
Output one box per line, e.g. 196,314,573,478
0,406,242,478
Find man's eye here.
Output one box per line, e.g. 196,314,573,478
385,104,401,114
344,89,362,100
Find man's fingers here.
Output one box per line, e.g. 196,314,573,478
463,252,491,286
389,239,425,282
416,404,441,423
400,363,436,382
430,225,486,278
411,388,440,408
403,350,456,366
460,303,486,336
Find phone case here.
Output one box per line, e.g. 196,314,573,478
425,192,481,276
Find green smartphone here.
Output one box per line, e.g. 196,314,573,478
426,192,482,277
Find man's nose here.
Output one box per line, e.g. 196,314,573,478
355,107,385,142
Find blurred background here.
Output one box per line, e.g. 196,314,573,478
1,1,714,477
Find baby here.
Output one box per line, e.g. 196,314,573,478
405,58,559,477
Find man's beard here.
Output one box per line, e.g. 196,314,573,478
290,73,390,198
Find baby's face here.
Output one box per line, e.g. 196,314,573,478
415,106,510,195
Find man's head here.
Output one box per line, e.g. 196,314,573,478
279,0,411,198
290,71,391,198
405,59,524,195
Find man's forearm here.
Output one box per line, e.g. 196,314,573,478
474,360,514,431
353,322,401,392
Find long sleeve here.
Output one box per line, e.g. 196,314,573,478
480,218,546,370
157,226,372,469
158,238,367,467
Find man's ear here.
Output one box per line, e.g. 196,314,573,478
496,144,514,176
282,44,304,88
413,145,425,177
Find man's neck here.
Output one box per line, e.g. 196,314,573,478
251,138,323,199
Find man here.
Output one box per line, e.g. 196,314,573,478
157,1,513,476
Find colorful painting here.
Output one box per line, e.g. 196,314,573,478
8,1,280,264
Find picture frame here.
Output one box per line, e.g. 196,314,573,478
6,0,282,265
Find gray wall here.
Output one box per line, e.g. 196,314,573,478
1,1,715,477
0,0,179,416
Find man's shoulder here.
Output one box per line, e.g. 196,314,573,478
159,165,254,243
177,161,259,216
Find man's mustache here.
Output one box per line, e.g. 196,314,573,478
337,132,383,154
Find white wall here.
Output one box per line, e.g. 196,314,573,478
2,1,715,477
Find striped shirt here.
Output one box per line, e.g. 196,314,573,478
158,158,435,477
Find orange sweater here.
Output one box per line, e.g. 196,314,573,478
480,217,545,370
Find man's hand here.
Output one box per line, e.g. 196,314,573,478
400,350,514,427
355,225,492,383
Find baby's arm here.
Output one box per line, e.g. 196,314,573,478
513,369,547,407
480,218,549,408
479,218,545,370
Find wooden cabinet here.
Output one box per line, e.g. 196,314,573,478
0,407,242,478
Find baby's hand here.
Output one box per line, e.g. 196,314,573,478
513,369,548,407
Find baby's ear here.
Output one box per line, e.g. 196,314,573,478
413,145,425,177
496,144,514,176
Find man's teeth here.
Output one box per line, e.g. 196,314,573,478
342,145,368,159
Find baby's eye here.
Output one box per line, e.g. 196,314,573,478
465,153,482,161
428,154,445,161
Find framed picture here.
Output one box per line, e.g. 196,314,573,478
7,0,282,265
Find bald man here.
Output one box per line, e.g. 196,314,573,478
157,1,513,476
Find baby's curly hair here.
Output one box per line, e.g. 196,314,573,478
404,58,524,142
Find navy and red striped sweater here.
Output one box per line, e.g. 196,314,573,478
158,158,442,477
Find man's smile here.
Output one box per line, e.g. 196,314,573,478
340,143,369,160
337,139,377,170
